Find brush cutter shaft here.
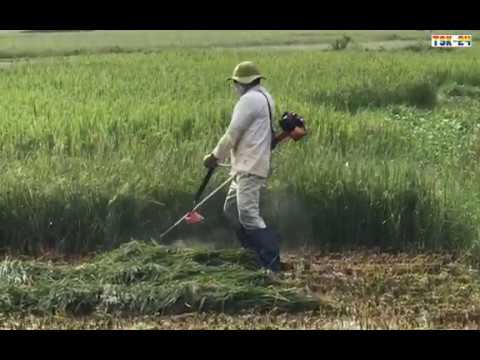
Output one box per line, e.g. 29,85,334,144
158,212,191,240
191,174,234,213
158,174,235,239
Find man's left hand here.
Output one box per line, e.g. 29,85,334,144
203,153,218,169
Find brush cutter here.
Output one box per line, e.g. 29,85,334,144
158,112,307,242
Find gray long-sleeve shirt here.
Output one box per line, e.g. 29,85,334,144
212,85,275,178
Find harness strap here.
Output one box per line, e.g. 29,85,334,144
255,89,275,150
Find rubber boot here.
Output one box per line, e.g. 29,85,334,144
235,226,254,250
246,227,281,272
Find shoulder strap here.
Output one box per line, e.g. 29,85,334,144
255,89,275,135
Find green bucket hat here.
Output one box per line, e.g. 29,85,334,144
228,61,266,85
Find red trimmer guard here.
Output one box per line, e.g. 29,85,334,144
185,211,205,225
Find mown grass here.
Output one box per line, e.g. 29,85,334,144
0,241,319,317
1,47,480,255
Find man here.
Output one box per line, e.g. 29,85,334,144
203,61,281,272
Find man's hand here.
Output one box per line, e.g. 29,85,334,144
203,153,218,169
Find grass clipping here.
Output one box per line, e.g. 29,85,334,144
0,241,318,317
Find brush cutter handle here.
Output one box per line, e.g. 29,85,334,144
194,167,216,205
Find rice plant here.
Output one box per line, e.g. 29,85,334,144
0,48,479,255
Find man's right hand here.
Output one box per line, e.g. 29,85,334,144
203,153,218,169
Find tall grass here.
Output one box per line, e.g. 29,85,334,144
1,49,480,254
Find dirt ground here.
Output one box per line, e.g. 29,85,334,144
2,250,479,330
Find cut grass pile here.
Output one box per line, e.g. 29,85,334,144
0,241,319,317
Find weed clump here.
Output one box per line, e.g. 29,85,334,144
331,35,352,51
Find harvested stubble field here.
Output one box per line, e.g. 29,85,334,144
2,242,480,329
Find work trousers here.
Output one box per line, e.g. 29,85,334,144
223,173,267,231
